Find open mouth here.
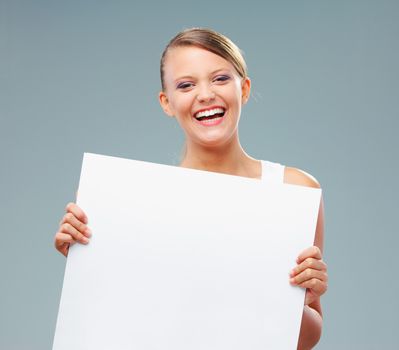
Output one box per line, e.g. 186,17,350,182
194,107,226,121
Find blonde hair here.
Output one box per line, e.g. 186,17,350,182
160,27,248,91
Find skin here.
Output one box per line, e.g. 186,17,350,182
54,45,328,350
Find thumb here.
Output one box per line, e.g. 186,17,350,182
304,289,316,305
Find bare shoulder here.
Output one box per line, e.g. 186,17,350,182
283,166,321,189
285,166,325,254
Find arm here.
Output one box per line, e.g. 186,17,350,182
284,167,327,349
296,196,325,350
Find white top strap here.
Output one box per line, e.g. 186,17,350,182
261,160,285,184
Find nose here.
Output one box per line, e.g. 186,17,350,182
196,84,216,102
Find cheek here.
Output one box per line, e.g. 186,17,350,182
225,82,242,104
173,95,193,114
225,90,241,108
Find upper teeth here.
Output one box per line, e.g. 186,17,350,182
195,108,225,119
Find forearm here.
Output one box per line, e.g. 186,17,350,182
297,304,323,350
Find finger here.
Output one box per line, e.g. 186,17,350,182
290,269,327,285
298,278,328,296
55,231,75,246
297,246,322,263
65,202,88,225
60,222,90,245
58,244,69,257
290,258,327,277
54,232,76,257
60,212,91,238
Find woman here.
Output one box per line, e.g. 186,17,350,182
54,27,328,349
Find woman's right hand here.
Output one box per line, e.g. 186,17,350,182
54,202,92,257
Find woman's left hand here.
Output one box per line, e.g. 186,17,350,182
289,246,328,305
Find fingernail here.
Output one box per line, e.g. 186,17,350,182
290,278,296,284
82,237,89,244
85,228,92,237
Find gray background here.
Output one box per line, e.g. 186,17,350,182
1,0,398,349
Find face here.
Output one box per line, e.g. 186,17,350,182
159,46,251,148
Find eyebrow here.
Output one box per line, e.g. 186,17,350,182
174,68,231,83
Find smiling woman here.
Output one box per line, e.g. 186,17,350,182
54,27,328,350
159,44,250,152
158,28,251,158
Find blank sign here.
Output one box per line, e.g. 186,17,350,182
53,153,321,350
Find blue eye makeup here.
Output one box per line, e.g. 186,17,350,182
215,75,230,81
177,82,192,89
176,75,230,89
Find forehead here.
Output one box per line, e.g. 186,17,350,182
163,46,236,80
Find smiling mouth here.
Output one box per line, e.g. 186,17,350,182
194,108,226,121
196,111,225,121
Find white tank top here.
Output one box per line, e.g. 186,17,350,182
260,160,285,184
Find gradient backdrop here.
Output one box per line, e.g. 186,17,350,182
1,0,398,349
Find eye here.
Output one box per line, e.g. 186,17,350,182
214,75,230,82
177,82,193,89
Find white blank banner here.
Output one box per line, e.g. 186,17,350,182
53,153,321,349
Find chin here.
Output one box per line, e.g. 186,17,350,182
197,136,232,149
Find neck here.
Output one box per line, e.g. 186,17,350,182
179,135,261,179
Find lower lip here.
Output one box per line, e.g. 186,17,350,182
193,114,225,127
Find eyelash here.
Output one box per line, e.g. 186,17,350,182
177,75,230,89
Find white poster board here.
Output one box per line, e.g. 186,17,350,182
53,153,321,349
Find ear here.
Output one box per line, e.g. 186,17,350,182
159,90,175,117
241,77,251,105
